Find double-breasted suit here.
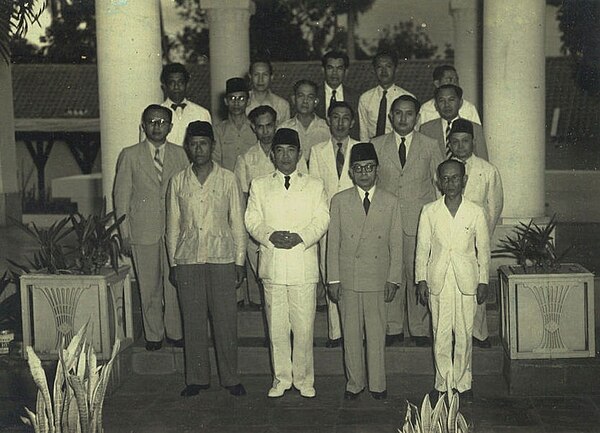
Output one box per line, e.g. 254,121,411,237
327,186,403,393
420,118,489,161
113,140,189,343
245,170,329,394
372,131,444,337
415,196,490,392
309,137,359,341
315,84,360,140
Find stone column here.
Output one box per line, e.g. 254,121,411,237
450,0,481,108
95,0,163,208
483,0,546,222
0,62,20,226
203,0,255,122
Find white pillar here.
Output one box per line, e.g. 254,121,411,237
483,0,546,221
203,0,254,122
450,0,480,107
0,62,20,226
95,0,163,208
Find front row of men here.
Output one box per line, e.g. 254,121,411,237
113,98,501,400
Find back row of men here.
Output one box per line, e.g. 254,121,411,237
113,50,503,401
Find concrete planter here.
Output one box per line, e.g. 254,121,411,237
19,265,133,360
499,264,595,359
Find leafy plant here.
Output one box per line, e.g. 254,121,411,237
69,203,125,275
401,390,469,433
0,271,21,333
21,322,120,433
492,215,572,273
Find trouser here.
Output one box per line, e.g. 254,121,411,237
473,302,489,340
131,241,182,342
319,237,342,340
176,263,240,387
386,234,431,337
263,282,316,392
429,267,475,393
340,289,387,393
242,238,263,305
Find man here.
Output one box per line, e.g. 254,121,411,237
245,59,291,124
316,51,360,139
419,84,488,160
213,77,257,172
417,65,481,128
166,121,247,397
159,63,211,145
449,119,503,349
415,159,490,400
114,104,189,351
245,128,329,399
309,101,359,348
372,95,444,347
327,142,403,401
358,50,415,141
278,79,330,161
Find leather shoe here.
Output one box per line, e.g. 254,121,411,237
344,389,363,400
473,336,492,349
166,337,184,348
385,333,404,347
325,337,343,348
267,385,291,398
459,389,474,402
413,336,432,347
180,384,209,397
225,383,247,396
370,390,387,400
299,387,316,398
145,341,162,351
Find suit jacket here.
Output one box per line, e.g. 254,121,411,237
371,131,443,236
327,187,404,292
309,137,359,203
245,171,330,285
415,196,490,296
113,141,189,245
420,118,489,161
315,84,360,140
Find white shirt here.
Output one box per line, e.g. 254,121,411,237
356,185,376,202
147,140,165,161
358,84,415,141
161,98,212,146
394,131,414,156
324,83,345,116
278,115,330,160
417,98,481,129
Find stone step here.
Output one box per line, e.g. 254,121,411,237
236,308,500,338
130,336,503,376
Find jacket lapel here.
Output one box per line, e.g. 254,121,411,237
139,142,160,186
385,134,402,171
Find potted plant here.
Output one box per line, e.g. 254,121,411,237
493,215,595,359
401,390,469,433
10,204,134,360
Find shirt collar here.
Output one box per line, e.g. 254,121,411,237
394,130,413,144
356,185,376,201
165,97,188,106
147,139,166,153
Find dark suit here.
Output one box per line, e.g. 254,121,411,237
372,131,444,338
420,119,489,161
327,186,403,393
315,84,360,140
113,140,189,342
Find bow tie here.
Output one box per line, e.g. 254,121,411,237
171,103,187,111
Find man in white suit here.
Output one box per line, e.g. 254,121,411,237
245,128,330,399
309,101,359,348
415,159,490,400
449,119,503,349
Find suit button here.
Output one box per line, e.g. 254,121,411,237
355,255,360,259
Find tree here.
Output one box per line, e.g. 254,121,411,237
330,0,375,60
0,0,47,64
369,20,438,60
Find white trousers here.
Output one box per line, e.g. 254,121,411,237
319,237,342,340
429,267,475,393
263,282,316,392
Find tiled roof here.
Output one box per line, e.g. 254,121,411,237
11,58,599,139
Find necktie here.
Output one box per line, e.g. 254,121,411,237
329,89,337,110
445,120,454,158
336,142,344,179
284,175,291,190
171,103,187,111
375,89,388,137
399,136,406,168
363,191,370,215
153,148,163,182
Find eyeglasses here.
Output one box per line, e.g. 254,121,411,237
227,95,247,102
351,164,377,173
147,118,169,127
